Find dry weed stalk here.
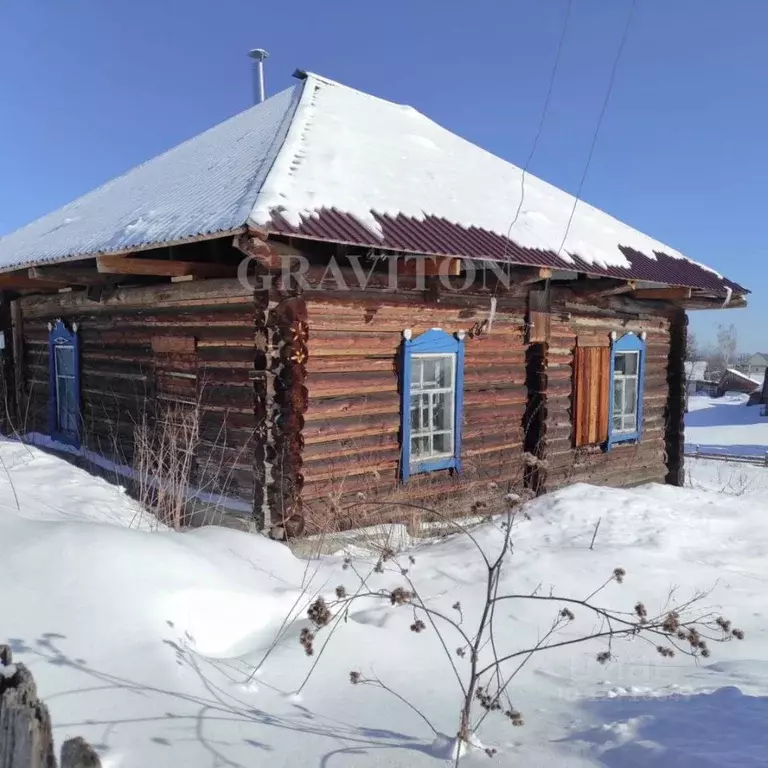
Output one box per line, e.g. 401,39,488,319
288,493,744,763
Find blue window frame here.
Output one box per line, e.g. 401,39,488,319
48,319,81,447
607,332,645,450
400,328,465,480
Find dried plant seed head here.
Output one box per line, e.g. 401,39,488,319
335,585,347,599
733,628,745,640
452,601,461,612
307,597,332,628
410,619,426,633
596,651,612,665
381,546,395,562
657,645,675,658
613,567,626,584
485,747,498,758
390,586,413,606
456,647,466,658
634,602,648,621
716,616,732,633
374,560,384,574
560,608,575,621
342,557,351,571
408,555,416,565
299,627,316,656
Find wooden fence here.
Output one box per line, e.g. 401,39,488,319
0,646,100,768
685,447,768,467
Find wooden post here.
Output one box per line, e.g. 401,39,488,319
0,646,102,768
523,341,548,494
665,309,687,486
0,645,56,768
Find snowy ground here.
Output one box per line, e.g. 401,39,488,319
685,393,768,458
1,436,768,767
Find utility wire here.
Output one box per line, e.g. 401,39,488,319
504,0,574,251
556,0,638,258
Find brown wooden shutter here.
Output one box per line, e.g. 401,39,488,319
574,345,610,447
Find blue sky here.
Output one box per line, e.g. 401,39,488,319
0,0,762,350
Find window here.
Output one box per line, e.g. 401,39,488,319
401,329,464,480
612,351,639,434
573,332,645,450
607,332,645,448
48,319,81,446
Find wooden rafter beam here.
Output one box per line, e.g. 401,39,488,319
0,273,63,291
509,266,552,285
96,254,236,278
567,277,635,297
28,265,106,286
631,287,692,301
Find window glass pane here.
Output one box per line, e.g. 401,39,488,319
614,353,627,375
55,346,75,377
411,436,429,459
410,358,423,389
623,414,637,432
612,379,623,418
624,379,638,417
57,377,78,433
612,415,622,431
624,353,638,375
432,391,452,431
410,395,421,431
433,432,451,454
435,357,452,388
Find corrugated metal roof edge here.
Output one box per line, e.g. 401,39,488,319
0,83,306,275
0,226,247,276
264,212,749,296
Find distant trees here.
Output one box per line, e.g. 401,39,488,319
716,323,738,371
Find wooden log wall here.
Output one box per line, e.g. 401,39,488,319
16,279,258,506
544,297,673,492
300,293,531,532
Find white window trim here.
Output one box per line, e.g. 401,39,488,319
409,352,457,463
612,351,640,434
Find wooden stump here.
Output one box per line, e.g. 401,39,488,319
0,645,101,768
0,646,56,768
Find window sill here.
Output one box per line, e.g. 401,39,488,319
605,433,641,451
408,456,460,476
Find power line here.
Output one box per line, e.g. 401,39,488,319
505,0,574,247
556,0,638,258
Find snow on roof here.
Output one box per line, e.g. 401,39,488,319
252,74,708,274
724,368,763,386
0,84,301,271
685,361,708,381
0,72,745,294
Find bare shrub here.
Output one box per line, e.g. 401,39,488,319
134,401,200,530
277,495,745,762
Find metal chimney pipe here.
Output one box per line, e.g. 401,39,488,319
248,48,269,104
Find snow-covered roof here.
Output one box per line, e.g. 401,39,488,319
0,85,302,270
724,368,763,387
0,72,746,294
685,361,708,381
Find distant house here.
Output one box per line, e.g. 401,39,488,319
717,368,762,397
0,70,751,536
742,353,768,380
684,361,708,396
